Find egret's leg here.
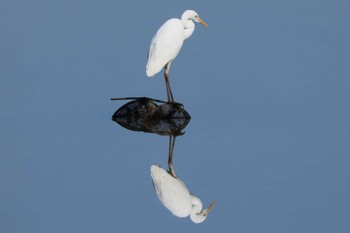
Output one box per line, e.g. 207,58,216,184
168,135,177,177
164,61,174,102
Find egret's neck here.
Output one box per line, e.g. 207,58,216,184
189,195,206,224
182,19,195,40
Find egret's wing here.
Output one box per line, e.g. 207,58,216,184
145,35,158,77
146,19,184,77
150,165,192,217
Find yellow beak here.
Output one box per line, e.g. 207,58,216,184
198,17,208,28
203,200,216,216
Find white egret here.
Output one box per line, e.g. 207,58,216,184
150,135,215,223
146,10,208,102
150,165,215,223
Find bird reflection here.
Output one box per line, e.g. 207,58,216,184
111,97,215,223
111,97,190,136
151,135,216,223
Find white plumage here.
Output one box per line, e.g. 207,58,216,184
146,10,208,102
150,164,215,223
146,19,184,77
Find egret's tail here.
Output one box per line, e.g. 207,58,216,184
146,60,163,78
146,67,155,78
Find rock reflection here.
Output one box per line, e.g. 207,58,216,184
111,97,215,223
151,135,216,223
112,97,190,135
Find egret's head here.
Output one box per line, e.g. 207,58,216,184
190,200,216,223
182,10,208,27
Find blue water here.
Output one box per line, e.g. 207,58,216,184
1,0,349,232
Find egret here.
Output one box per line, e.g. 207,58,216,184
151,165,215,223
150,135,215,223
146,10,208,102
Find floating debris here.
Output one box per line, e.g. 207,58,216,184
112,97,191,136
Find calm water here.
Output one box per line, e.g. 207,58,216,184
1,0,349,232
